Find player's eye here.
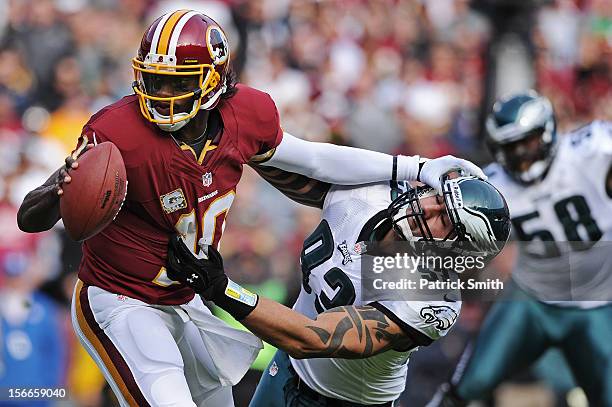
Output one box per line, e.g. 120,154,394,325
176,78,196,92
177,80,190,91
144,74,163,92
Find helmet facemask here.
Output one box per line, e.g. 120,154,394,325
387,185,459,243
132,57,225,132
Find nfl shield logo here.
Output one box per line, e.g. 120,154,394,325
354,242,363,254
269,361,278,377
202,172,213,187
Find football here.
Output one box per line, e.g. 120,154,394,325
60,142,127,241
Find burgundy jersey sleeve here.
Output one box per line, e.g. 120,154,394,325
255,92,283,154
226,85,284,161
70,108,113,157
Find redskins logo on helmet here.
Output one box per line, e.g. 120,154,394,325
131,10,231,132
207,26,229,65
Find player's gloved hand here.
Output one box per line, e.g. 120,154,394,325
417,155,487,194
166,234,226,299
57,136,94,196
166,235,258,320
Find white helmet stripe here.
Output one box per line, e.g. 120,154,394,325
150,11,174,55
168,11,199,58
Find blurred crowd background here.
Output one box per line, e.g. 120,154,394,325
0,0,610,406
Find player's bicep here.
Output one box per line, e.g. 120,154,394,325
302,305,413,359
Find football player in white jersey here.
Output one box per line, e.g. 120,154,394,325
429,91,612,407
165,174,511,406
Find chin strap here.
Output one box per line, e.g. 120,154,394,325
519,159,549,183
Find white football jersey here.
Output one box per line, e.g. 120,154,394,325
486,121,612,308
290,182,461,404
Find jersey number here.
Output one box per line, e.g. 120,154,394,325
512,195,602,258
153,191,235,286
301,220,356,313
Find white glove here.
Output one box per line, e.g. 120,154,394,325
418,155,487,194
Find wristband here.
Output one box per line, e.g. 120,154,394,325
417,160,427,182
213,279,259,320
395,155,421,182
392,156,398,181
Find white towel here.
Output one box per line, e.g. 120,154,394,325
179,295,263,387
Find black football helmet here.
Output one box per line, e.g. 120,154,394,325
485,90,557,184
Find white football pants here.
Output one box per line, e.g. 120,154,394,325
71,280,262,406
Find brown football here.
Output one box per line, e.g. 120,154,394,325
60,142,127,241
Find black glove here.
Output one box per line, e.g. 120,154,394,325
166,234,258,320
166,234,227,300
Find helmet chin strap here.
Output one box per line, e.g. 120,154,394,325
520,159,548,183
156,117,190,132
149,99,197,132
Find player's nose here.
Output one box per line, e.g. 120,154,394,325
150,78,177,98
155,84,175,98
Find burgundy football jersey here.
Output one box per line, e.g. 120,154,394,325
75,85,283,304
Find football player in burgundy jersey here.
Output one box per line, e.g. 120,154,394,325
17,10,487,407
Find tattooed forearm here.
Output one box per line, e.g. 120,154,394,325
250,163,331,208
304,306,409,358
241,298,415,361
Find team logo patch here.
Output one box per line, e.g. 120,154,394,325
160,189,187,214
337,240,353,265
203,172,213,187
144,53,175,66
206,26,229,65
269,361,279,377
420,305,458,331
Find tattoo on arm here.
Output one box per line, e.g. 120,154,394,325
249,163,331,209
304,306,410,358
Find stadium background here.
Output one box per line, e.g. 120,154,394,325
0,0,609,406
